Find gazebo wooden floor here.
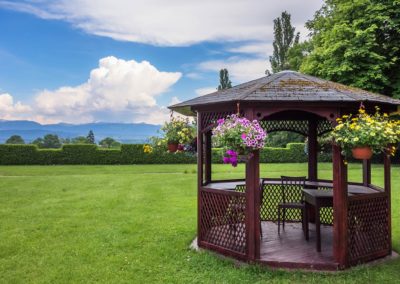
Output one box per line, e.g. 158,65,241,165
259,221,338,270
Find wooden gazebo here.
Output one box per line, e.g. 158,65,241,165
169,71,400,270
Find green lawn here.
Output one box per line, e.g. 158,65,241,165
0,163,399,283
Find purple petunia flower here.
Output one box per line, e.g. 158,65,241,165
241,133,247,140
223,157,230,164
226,149,238,157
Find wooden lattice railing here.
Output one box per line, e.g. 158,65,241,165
199,188,247,258
260,182,333,225
347,192,390,266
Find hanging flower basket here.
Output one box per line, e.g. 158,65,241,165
213,114,267,167
331,105,400,158
167,143,179,153
351,146,373,160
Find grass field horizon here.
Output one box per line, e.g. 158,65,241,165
1,163,399,283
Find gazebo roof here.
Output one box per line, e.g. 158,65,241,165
169,70,400,115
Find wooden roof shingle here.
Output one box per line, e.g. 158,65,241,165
169,70,400,115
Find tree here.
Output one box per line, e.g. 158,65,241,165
300,0,400,97
286,41,312,71
217,69,232,90
5,135,25,144
86,130,95,144
99,137,118,148
32,134,61,148
269,11,300,73
31,137,44,148
42,134,61,148
71,136,89,144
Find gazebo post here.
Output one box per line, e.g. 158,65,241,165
204,131,212,184
362,160,371,186
384,151,392,254
197,111,203,246
332,144,349,268
308,119,318,181
245,108,260,261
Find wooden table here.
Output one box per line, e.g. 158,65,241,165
302,189,334,252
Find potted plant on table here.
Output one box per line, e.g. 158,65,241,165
161,117,196,153
212,114,267,167
331,105,400,159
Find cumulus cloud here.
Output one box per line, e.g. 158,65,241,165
0,93,32,120
34,56,181,124
0,0,323,46
1,56,181,124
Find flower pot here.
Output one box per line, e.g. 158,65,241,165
168,143,179,153
352,146,373,160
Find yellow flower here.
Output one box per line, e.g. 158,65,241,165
353,137,359,142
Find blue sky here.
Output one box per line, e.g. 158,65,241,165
0,0,322,124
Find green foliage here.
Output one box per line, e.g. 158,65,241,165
265,131,304,147
86,130,95,144
0,143,311,165
5,135,25,144
212,143,307,163
300,0,400,97
217,68,232,90
32,134,62,148
99,137,119,148
269,11,300,73
71,136,89,144
286,41,312,71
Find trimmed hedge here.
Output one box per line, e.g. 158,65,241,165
0,144,196,165
0,143,398,165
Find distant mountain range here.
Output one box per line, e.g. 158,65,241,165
0,120,161,143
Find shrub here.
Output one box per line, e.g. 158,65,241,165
0,143,396,165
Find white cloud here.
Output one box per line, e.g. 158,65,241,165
226,42,273,57
34,56,181,124
0,93,32,120
198,57,269,83
195,87,216,96
0,56,181,124
0,0,323,46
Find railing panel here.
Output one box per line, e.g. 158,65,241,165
348,192,390,265
199,188,247,257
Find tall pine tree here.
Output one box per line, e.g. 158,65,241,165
269,11,300,73
86,130,95,144
217,69,232,90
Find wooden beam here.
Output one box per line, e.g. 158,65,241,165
332,144,348,268
245,108,260,261
205,131,212,184
362,159,371,186
308,119,318,181
384,152,392,254
197,112,203,245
